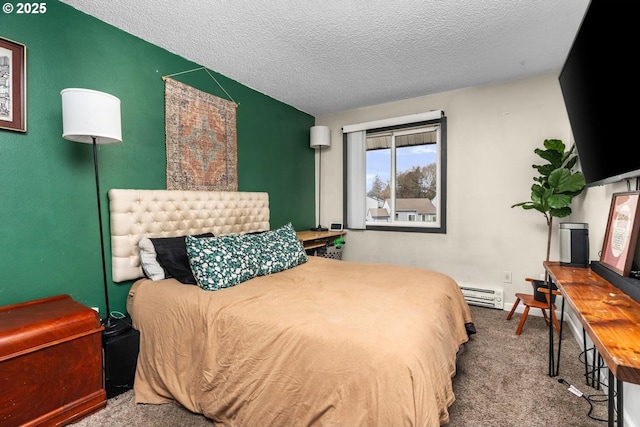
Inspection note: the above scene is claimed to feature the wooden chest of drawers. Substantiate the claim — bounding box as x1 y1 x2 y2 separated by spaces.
0 294 106 426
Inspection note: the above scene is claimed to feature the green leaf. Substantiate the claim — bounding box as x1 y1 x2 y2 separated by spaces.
551 170 585 193
550 206 571 217
564 156 578 170
544 139 566 153
535 149 563 168
548 193 572 209
531 183 545 197
534 163 554 177
548 168 571 190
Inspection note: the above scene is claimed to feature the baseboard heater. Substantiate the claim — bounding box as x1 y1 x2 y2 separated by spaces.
459 286 504 309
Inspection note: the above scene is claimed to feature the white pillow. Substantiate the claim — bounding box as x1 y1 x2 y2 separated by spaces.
138 237 165 281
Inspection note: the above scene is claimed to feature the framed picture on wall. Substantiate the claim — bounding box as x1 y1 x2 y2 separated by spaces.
600 191 640 276
0 36 27 133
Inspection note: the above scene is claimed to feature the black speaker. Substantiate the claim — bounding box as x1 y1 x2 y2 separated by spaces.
103 316 140 398
559 222 589 267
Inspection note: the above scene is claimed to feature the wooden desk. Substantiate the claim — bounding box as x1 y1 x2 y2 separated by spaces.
296 230 346 251
544 262 640 426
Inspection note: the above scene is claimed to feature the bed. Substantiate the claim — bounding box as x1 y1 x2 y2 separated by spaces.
109 189 475 427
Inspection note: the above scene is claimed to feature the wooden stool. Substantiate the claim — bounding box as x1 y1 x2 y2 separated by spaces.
506 292 560 335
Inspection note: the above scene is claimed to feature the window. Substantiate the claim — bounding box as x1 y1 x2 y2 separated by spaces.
343 111 446 233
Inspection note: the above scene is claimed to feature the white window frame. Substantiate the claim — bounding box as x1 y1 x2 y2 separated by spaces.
343 110 447 234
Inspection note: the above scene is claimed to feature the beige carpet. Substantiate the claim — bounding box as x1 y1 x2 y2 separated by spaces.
70 306 610 426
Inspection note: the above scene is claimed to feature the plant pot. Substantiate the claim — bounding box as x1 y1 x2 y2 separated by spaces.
532 279 557 303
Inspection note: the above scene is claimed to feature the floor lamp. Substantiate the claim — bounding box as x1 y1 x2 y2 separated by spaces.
310 125 330 231
61 88 122 335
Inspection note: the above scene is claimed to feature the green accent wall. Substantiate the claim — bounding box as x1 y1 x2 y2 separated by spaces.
0 1 316 313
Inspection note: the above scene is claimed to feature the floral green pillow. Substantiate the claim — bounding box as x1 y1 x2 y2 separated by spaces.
186 233 261 291
257 222 307 276
186 223 307 291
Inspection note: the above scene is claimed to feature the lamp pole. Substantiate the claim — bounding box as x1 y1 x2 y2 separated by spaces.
91 136 112 327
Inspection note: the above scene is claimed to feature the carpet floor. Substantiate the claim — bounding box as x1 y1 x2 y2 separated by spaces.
70 305 611 426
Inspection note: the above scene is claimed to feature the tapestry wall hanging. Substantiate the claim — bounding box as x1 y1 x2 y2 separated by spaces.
164 77 238 191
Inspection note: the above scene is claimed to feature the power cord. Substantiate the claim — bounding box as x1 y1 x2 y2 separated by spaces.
579 347 603 389
557 377 610 423
109 310 134 327
578 347 616 423
110 310 126 319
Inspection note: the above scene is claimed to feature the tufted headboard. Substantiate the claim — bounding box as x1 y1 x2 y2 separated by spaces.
108 189 270 282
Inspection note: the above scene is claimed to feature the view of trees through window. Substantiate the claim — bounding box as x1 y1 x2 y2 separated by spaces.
367 164 437 200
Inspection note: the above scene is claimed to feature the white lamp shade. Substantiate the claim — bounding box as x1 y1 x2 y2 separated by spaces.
61 88 122 144
310 125 330 149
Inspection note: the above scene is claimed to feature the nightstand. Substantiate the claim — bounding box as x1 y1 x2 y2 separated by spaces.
103 314 140 398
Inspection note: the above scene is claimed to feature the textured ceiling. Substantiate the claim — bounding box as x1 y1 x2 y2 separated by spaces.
60 0 590 117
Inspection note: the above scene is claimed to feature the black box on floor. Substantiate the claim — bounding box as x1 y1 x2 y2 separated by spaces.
102 315 140 399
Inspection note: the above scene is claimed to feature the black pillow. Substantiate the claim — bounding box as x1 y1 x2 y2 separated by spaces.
151 233 214 284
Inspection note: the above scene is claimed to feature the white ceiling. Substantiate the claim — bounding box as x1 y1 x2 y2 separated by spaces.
60 0 590 117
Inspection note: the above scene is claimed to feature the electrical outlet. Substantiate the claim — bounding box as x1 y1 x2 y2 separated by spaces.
503 271 512 283
91 306 99 314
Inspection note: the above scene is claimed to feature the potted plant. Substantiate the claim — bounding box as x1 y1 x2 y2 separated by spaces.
512 138 586 300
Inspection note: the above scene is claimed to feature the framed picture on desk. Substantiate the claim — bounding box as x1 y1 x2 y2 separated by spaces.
600 191 640 276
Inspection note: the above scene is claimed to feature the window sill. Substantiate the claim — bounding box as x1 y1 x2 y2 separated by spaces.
364 224 446 234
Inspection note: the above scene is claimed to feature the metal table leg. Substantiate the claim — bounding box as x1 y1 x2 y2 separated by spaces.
554 297 565 376
547 274 556 376
617 377 624 427
608 369 615 427
608 370 623 427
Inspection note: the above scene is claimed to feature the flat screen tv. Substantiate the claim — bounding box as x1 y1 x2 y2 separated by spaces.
559 0 638 187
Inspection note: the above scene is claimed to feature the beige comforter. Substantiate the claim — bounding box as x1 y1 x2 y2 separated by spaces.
127 256 473 426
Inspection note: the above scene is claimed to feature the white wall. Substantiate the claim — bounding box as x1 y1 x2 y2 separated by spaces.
315 72 639 426
318 73 572 291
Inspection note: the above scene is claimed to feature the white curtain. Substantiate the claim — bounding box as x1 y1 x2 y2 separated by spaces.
346 131 366 229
